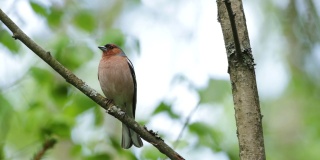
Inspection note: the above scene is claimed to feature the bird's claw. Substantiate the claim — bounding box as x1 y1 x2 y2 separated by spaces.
106 99 113 105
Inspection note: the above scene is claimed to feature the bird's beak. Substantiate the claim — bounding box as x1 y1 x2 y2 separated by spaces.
98 46 107 52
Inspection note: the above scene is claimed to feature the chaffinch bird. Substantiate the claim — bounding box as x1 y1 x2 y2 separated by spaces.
98 44 143 149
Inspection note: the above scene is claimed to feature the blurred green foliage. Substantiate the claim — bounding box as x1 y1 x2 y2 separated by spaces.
0 1 130 159
30 1 47 17
199 79 231 103
0 30 20 53
258 0 320 160
0 0 319 159
73 11 96 32
152 102 180 119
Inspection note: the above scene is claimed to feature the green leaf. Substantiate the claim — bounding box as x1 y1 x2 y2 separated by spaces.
54 40 94 70
93 107 104 126
0 143 4 160
84 153 111 160
51 83 69 98
30 2 48 16
30 66 54 85
45 121 71 138
152 102 180 119
141 147 165 160
198 79 231 103
0 94 13 140
99 28 125 47
189 122 222 151
63 92 96 117
0 30 19 53
73 11 96 32
47 7 63 27
7 109 48 149
109 135 121 149
71 144 82 156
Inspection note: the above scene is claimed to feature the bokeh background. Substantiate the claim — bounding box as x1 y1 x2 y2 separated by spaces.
0 0 319 159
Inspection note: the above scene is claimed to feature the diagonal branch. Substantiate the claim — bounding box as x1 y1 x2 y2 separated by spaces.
173 102 199 149
32 138 57 160
0 9 184 160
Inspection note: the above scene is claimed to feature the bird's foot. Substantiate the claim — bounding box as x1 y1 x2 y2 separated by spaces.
106 99 114 106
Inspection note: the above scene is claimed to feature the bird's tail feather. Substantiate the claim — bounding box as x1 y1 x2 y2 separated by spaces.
122 123 143 149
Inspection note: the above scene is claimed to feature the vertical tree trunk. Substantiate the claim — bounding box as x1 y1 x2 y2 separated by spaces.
216 1 266 159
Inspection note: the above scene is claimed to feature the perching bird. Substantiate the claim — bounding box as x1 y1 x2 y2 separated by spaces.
98 44 143 149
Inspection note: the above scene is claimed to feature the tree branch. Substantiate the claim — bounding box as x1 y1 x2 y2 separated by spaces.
173 102 199 149
0 9 184 160
217 0 266 159
33 138 57 160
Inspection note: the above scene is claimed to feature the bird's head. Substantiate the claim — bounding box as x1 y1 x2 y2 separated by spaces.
98 44 125 56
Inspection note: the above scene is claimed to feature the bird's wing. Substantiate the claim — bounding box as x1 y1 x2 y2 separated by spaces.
127 58 137 118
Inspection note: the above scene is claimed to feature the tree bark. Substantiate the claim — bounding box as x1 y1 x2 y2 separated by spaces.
216 1 266 159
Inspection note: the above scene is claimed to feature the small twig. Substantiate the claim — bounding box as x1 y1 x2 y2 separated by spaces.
173 102 200 149
32 138 57 160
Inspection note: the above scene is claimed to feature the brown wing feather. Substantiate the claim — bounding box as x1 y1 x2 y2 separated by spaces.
126 59 137 118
